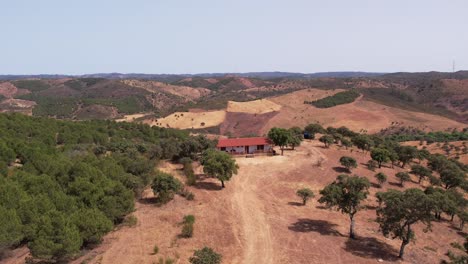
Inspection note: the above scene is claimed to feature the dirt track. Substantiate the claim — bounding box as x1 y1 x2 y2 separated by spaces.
231 160 274 264
230 146 326 264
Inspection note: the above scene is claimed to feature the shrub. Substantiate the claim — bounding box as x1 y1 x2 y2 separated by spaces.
189 247 221 264
151 172 182 204
375 172 387 187
180 215 195 238
122 215 138 227
183 215 195 225
179 188 195 201
181 223 194 238
152 244 159 255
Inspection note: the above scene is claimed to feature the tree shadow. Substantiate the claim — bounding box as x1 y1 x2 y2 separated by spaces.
370 182 382 189
332 166 349 173
388 181 402 187
344 236 399 261
448 224 466 235
288 219 344 236
365 204 378 210
316 205 328 210
194 181 222 191
138 197 158 204
288 201 303 206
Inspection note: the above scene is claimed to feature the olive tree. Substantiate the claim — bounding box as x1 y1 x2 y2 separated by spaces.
376 188 433 259
375 172 387 188
268 127 291 155
410 165 432 184
339 156 357 172
318 175 370 239
201 149 239 188
296 188 315 205
319 135 334 148
395 172 411 187
370 148 391 168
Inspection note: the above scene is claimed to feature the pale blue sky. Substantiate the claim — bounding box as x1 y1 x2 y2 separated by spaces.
1 0 467 74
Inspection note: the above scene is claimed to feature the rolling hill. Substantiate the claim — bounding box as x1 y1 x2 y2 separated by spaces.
0 72 466 130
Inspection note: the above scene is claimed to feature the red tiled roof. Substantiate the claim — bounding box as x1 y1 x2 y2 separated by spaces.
217 137 272 148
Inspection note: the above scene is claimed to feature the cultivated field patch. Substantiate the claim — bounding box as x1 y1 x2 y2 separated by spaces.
145 110 226 129
227 99 282 114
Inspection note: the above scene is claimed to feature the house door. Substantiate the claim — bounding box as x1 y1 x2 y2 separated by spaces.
245 146 249 154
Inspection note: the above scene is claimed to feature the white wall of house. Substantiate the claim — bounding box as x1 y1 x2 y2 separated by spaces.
219 144 271 154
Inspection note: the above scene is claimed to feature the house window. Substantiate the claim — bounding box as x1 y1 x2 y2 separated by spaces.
221 147 226 151
257 145 264 150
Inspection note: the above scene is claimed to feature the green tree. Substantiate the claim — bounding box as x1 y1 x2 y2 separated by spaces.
189 247 222 264
376 188 433 259
28 210 82 260
201 149 239 188
318 175 370 239
375 172 387 188
410 164 432 184
268 127 291 155
351 135 373 153
395 172 411 187
296 188 315 205
319 135 334 148
0 206 23 252
72 208 113 245
396 146 418 168
304 123 325 138
457 211 468 230
440 168 466 189
417 149 431 163
339 156 357 172
151 171 182 203
341 138 353 150
370 148 391 168
288 127 303 150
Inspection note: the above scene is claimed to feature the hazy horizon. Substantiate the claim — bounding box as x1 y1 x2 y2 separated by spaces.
2 0 467 75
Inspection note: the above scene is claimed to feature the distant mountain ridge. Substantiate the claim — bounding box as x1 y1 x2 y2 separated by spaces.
3 71 468 81
0 71 387 80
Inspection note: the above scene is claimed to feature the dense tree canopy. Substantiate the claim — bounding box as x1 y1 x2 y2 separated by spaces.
0 113 206 260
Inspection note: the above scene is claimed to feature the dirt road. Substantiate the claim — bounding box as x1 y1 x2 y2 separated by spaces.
231 145 326 264
231 163 274 264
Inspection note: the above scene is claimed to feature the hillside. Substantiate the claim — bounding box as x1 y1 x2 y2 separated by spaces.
0 72 466 128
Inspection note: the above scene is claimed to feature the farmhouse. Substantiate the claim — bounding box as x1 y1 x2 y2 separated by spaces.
217 137 273 154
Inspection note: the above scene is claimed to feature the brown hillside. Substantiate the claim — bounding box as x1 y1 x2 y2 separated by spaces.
263 89 466 135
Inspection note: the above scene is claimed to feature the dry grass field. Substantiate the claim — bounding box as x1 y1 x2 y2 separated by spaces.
226 99 282 114
144 110 227 129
